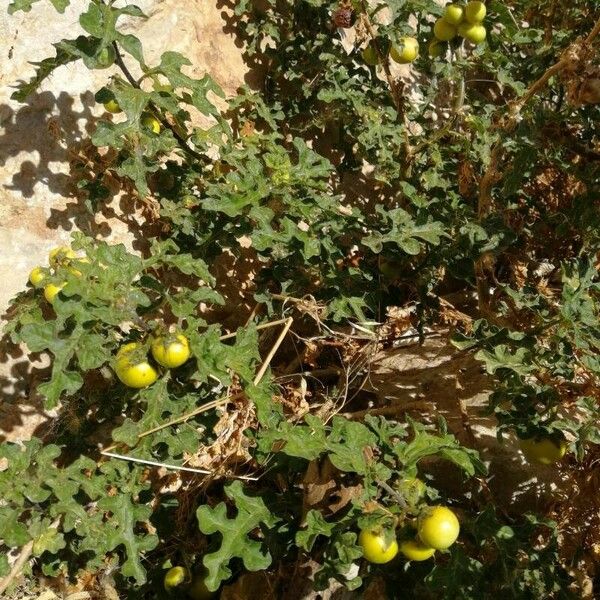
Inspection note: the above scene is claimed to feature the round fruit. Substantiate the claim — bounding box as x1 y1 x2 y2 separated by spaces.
362 44 380 66
390 37 419 64
519 436 567 465
458 22 487 44
29 266 47 287
164 566 190 591
95 45 116 69
151 333 191 369
332 6 355 29
44 282 65 304
188 574 215 600
141 113 161 134
49 246 76 267
428 40 445 58
114 342 159 388
103 98 121 113
433 18 457 42
444 3 464 25
358 529 399 564
399 538 436 561
464 1 486 24
417 506 460 550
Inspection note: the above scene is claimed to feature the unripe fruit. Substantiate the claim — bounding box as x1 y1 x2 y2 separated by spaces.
103 98 121 113
443 3 464 25
95 45 116 69
164 566 190 591
141 113 161 134
44 283 65 304
114 342 159 389
464 1 486 24
433 18 457 41
151 334 191 369
519 436 567 465
417 506 460 550
428 40 444 58
362 44 380 66
458 22 487 44
390 37 419 64
358 529 399 564
399 538 436 561
29 266 47 287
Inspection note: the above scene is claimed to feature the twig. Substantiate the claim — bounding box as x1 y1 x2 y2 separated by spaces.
219 318 290 341
101 451 258 481
359 1 412 161
253 317 293 384
376 479 408 509
0 518 61 595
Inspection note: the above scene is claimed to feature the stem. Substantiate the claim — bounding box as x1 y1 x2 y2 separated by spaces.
359 1 412 162
108 39 205 162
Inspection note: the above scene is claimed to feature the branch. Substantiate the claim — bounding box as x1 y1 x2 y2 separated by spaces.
110 40 206 162
475 15 600 313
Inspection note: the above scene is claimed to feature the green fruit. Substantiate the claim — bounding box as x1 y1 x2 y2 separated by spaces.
433 18 457 41
164 566 190 592
417 506 460 550
519 435 567 465
399 538 436 561
95 45 116 69
103 98 121 113
362 44 380 66
141 113 161 134
444 3 464 25
428 40 445 58
458 22 487 44
390 37 419 64
464 0 486 24
397 477 427 505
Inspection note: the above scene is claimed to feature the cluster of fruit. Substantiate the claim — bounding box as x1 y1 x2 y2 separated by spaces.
164 565 213 599
29 246 89 304
114 333 191 388
359 497 460 564
430 1 488 56
102 95 162 134
28 245 191 389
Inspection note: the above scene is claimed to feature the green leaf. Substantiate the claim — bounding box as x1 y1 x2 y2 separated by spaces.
475 344 534 376
296 510 335 551
197 481 279 591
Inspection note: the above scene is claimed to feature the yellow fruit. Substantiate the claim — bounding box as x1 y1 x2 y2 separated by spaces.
362 44 380 66
44 283 65 304
164 566 190 591
444 3 464 25
390 37 419 64
141 113 161 134
151 333 191 369
433 18 457 41
417 506 460 550
49 246 76 267
67 256 90 277
29 266 47 287
428 40 445 58
358 529 399 564
458 22 487 44
114 342 159 389
464 0 486 24
103 99 121 113
399 538 436 561
519 436 567 465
